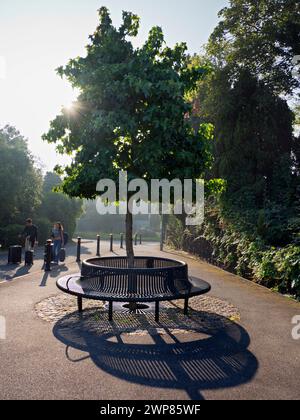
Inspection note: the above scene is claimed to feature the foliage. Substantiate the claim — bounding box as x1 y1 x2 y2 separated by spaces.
273 245 300 295
169 31 300 301
43 7 213 195
37 172 82 238
165 216 185 250
0 125 43 227
214 72 293 196
0 224 24 248
192 62 299 245
167 211 300 299
43 7 214 261
0 127 82 247
207 0 300 95
33 217 53 245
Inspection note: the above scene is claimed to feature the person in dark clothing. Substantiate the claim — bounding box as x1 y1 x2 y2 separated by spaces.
20 218 38 249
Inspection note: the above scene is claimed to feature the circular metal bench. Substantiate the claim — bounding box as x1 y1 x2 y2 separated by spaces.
57 256 211 322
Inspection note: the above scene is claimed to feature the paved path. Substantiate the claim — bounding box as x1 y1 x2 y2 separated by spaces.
0 239 108 282
0 242 299 400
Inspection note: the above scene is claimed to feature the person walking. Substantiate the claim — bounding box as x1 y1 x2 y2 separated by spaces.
20 218 38 251
51 222 64 264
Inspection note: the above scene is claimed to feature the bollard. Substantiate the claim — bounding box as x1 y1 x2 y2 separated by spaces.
76 237 81 263
140 234 142 245
110 234 113 252
134 234 138 246
44 240 53 272
160 214 168 252
120 233 124 249
96 234 101 257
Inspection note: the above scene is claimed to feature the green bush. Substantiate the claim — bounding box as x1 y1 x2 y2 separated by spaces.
252 249 278 288
273 245 300 295
0 220 52 248
166 217 185 250
166 211 300 300
34 217 52 245
0 224 24 247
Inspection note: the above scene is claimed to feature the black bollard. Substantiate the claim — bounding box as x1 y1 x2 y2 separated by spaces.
120 233 124 249
96 235 101 257
76 237 81 263
134 234 138 246
110 234 113 252
44 240 53 272
140 234 142 245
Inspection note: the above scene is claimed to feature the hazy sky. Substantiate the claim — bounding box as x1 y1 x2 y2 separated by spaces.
0 0 228 171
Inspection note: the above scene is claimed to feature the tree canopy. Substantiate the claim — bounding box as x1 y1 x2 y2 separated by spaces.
0 125 42 226
207 0 300 95
165 0 300 298
44 8 213 196
37 172 82 238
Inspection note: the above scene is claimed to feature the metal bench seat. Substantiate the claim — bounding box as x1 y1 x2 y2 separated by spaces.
57 256 211 322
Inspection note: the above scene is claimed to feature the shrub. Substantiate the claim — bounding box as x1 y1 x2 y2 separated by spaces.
166 217 185 250
166 211 300 300
34 217 52 245
273 245 300 295
0 224 24 247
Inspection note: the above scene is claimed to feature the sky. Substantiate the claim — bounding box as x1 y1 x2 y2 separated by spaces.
0 0 228 171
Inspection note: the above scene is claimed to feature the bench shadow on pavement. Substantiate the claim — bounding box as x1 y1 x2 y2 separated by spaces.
53 308 258 400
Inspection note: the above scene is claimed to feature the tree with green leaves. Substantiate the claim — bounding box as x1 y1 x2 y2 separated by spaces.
208 0 300 95
0 125 42 226
188 0 300 243
43 7 213 265
210 71 294 196
293 105 300 175
192 62 297 242
37 172 82 239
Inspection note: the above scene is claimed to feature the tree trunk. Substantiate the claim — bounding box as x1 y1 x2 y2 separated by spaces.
126 202 136 311
126 209 135 268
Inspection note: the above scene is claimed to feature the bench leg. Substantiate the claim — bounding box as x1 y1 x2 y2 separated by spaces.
77 296 83 313
109 301 113 321
155 301 160 323
184 297 189 316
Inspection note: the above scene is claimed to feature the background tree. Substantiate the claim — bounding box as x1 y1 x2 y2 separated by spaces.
165 0 300 297
0 125 42 225
43 7 213 265
37 172 82 240
208 0 300 95
209 71 294 195
0 125 42 246
188 0 300 246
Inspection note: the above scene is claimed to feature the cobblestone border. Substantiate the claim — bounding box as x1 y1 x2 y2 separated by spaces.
35 293 240 336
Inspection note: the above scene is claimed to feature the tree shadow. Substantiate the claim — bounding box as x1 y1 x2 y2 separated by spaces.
53 308 258 400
